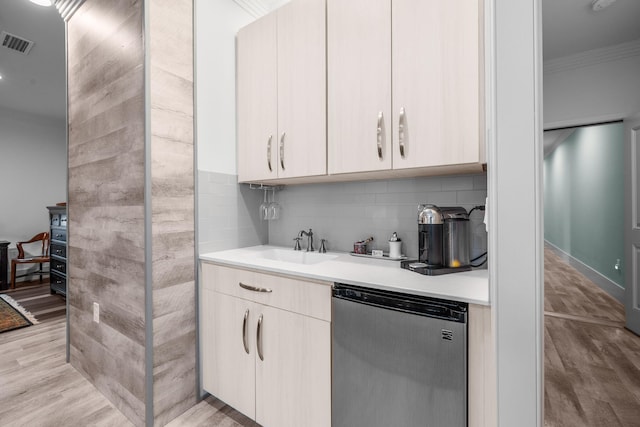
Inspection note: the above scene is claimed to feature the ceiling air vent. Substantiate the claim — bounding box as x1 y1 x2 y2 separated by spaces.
1 31 35 55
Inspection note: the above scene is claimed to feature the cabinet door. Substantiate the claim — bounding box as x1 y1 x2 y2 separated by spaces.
277 0 327 179
327 0 392 174
392 0 482 169
202 289 256 419
255 305 331 427
237 12 278 182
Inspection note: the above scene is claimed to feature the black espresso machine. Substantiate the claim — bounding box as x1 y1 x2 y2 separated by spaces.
401 204 472 276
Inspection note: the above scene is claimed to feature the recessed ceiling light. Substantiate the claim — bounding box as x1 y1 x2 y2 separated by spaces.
0 75 3 80
29 0 55 7
591 0 617 11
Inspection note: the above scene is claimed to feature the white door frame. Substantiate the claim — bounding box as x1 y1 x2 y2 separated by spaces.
624 114 640 335
489 0 544 426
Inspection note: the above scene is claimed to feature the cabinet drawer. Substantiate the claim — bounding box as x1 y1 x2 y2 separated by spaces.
51 228 67 243
51 259 66 275
50 243 66 259
202 262 331 321
50 272 66 295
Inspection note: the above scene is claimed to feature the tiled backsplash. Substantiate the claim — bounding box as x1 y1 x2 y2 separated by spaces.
268 174 488 263
198 170 267 254
198 171 488 266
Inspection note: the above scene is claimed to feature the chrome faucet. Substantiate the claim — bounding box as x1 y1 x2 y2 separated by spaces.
298 228 314 252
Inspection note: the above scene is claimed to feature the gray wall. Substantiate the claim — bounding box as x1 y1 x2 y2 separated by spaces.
268 174 488 261
0 106 66 243
198 171 267 254
195 1 267 255
544 122 625 288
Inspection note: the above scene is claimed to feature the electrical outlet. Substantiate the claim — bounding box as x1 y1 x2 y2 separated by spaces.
93 302 100 323
614 259 621 272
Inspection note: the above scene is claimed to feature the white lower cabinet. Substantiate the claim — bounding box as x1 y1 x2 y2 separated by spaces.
201 263 331 427
256 304 331 427
202 290 257 418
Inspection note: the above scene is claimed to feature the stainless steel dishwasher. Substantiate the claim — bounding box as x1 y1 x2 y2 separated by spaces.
332 283 468 427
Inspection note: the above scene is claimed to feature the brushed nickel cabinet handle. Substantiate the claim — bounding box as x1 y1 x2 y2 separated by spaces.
257 314 264 361
279 132 286 171
377 112 384 159
267 135 273 172
399 107 406 158
242 309 250 354
239 282 272 293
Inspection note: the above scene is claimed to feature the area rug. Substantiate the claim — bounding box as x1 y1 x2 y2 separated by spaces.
0 294 39 333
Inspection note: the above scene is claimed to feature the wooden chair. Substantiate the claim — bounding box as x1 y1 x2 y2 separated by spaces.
10 232 50 289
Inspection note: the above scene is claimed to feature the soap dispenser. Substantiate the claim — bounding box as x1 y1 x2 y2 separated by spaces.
388 232 402 259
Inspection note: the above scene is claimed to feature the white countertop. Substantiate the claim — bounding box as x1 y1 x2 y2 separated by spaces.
200 245 490 306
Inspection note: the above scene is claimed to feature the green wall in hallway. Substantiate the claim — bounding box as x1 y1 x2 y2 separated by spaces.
544 122 625 288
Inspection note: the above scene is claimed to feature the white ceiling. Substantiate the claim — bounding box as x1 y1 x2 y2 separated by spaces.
0 0 639 121
0 0 65 119
542 0 640 60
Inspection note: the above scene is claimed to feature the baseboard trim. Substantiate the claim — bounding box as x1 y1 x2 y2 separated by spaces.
545 241 624 303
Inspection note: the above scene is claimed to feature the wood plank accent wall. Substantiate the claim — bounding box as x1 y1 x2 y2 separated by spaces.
67 0 195 426
67 0 146 425
148 0 196 424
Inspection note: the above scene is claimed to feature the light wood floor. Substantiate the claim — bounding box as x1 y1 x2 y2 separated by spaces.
544 246 640 427
0 285 257 427
2 251 639 426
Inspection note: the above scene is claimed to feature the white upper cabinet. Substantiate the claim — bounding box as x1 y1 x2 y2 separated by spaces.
237 12 278 182
237 0 326 183
392 0 483 170
277 0 327 179
238 0 484 183
327 0 484 175
327 0 392 174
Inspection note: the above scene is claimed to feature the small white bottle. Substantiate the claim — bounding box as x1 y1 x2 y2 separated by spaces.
388 232 402 259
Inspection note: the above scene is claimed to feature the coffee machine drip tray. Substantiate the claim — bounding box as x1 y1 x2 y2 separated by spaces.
401 260 472 276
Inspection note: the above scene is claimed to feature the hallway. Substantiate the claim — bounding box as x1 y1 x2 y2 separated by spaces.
544 246 640 426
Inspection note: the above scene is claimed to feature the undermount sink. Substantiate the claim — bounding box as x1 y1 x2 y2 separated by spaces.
257 248 338 265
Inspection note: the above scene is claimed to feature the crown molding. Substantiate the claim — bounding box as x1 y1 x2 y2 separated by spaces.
233 0 269 19
52 0 85 21
544 38 640 74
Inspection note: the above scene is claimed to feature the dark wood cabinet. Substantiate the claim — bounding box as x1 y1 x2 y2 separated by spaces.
0 241 8 290
48 206 67 297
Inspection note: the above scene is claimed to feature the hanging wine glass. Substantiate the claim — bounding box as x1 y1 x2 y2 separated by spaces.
259 189 269 220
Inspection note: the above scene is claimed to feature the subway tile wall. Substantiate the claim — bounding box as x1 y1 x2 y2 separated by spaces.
198 170 268 254
268 173 488 263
